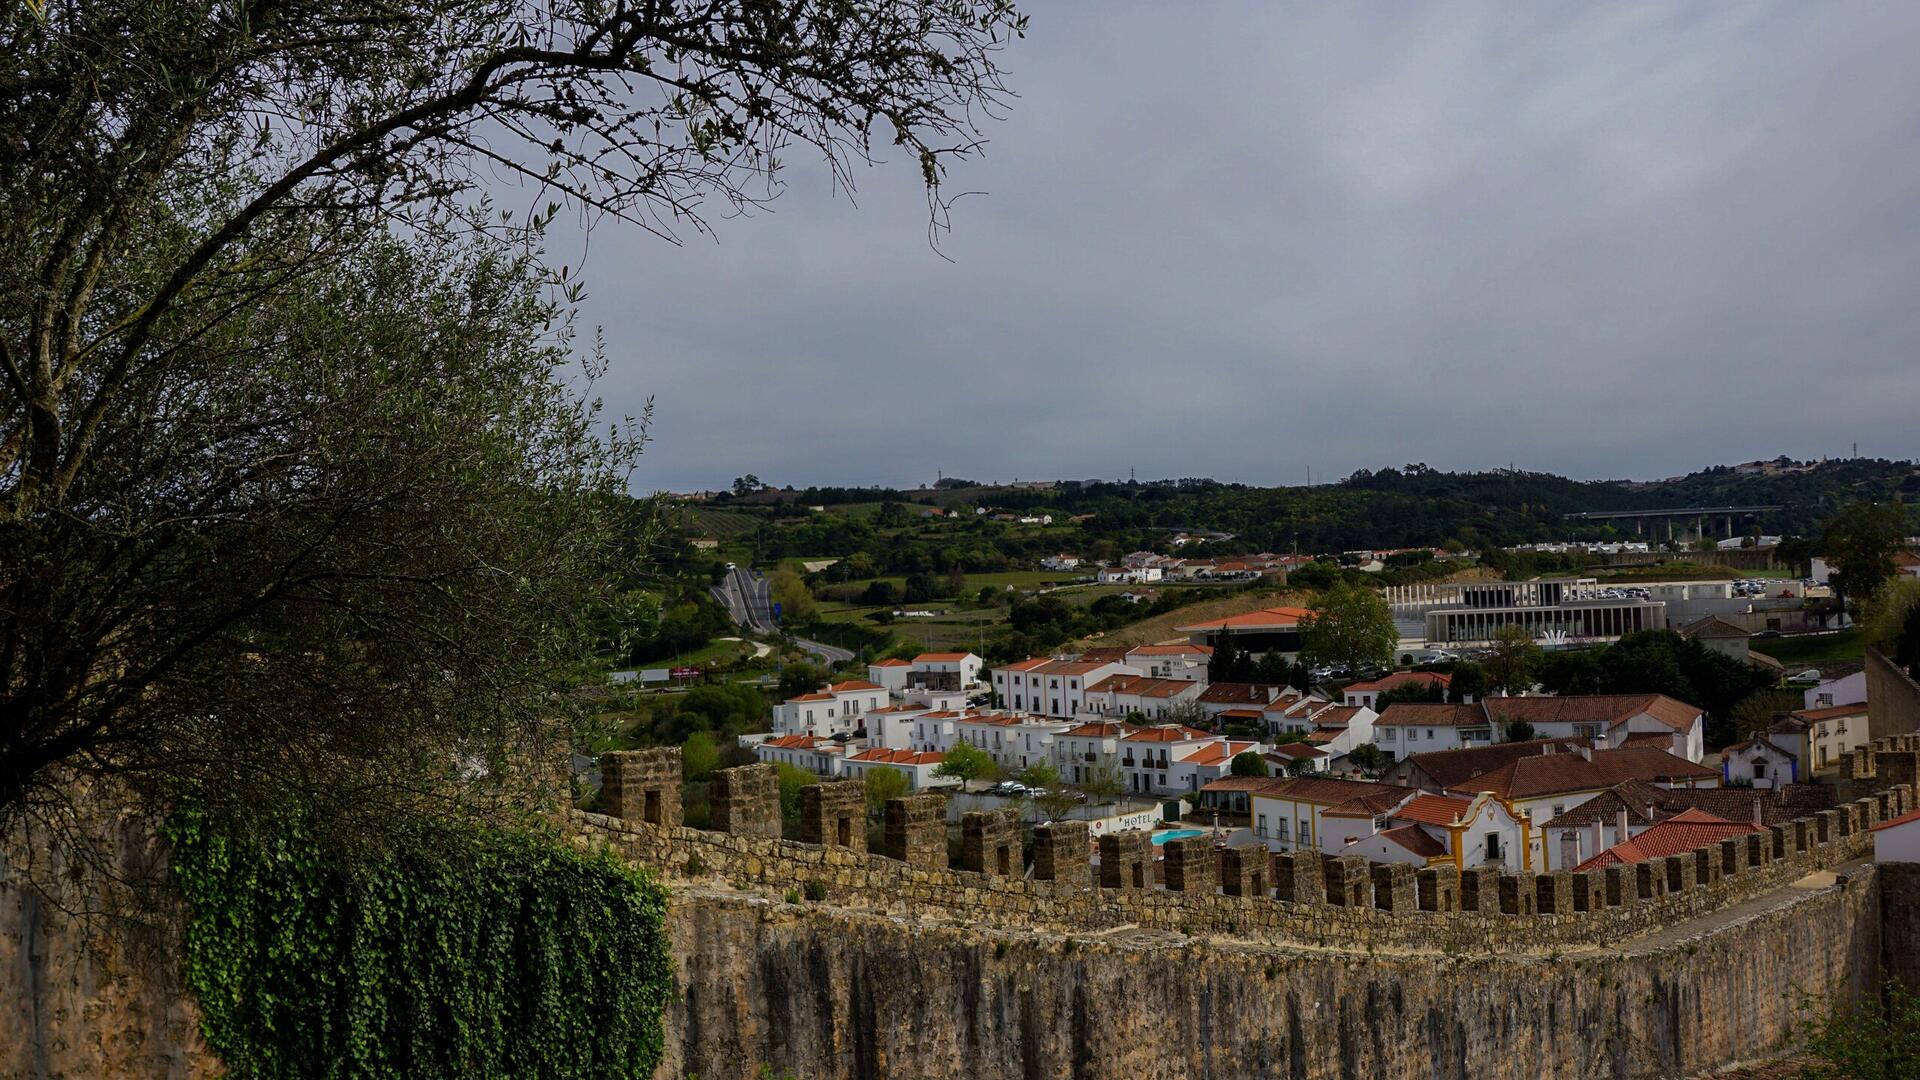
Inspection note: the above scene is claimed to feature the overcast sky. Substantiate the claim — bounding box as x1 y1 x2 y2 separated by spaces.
544 2 1920 493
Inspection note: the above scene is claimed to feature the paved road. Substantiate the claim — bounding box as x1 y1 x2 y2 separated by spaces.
712 566 777 635
793 637 854 665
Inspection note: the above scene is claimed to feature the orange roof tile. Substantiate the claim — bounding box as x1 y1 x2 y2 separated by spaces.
1122 725 1212 743
914 652 973 662
870 658 912 667
1345 671 1452 694
827 679 885 693
847 748 945 766
1393 794 1473 827
1574 810 1762 871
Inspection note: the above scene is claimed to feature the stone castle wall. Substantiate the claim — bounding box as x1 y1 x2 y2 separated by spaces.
582 741 1920 956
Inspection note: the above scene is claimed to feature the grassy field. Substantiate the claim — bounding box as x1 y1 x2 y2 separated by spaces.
1758 629 1863 669
814 599 1007 651
1069 587 1306 649
682 506 761 538
631 637 757 669
839 570 1086 591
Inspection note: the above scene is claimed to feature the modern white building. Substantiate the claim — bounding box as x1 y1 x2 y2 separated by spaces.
753 733 848 777
907 652 984 693
1341 671 1453 712
772 679 891 738
1375 695 1707 763
839 747 951 791
992 658 1138 719
1124 643 1213 681
1050 720 1135 785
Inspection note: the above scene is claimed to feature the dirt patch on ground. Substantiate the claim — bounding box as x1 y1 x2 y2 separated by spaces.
1070 587 1309 650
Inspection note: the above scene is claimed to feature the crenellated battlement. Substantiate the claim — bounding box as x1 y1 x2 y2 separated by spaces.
582 740 1919 955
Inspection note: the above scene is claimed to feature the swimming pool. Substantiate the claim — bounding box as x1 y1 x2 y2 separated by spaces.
1151 829 1207 845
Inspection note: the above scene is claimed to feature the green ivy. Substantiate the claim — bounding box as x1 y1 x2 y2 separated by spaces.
163 807 672 1078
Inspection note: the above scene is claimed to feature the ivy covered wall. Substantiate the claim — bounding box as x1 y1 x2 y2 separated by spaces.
164 808 671 1078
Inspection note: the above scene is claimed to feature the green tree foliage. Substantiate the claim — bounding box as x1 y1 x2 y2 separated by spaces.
1820 501 1913 617
1230 751 1270 778
2 0 1024 827
1486 624 1544 694
862 767 910 813
1793 976 1920 1080
1501 719 1537 743
1345 743 1385 775
164 807 672 1078
681 732 720 782
618 682 770 746
778 662 829 701
769 567 815 622
1301 580 1398 675
1375 682 1446 708
1448 662 1488 702
933 742 998 787
1534 631 1775 748
774 763 818 836
1867 577 1920 681
1209 635 1253 682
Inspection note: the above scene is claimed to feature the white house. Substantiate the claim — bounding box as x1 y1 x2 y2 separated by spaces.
1479 695 1707 764
839 747 950 791
1097 566 1163 585
753 733 848 777
1803 669 1868 712
1374 703 1494 756
1720 736 1799 788
908 652 984 693
1050 720 1136 785
1785 702 1870 774
1039 554 1081 571
1116 725 1218 796
1243 776 1408 854
1871 808 1920 862
1333 791 1528 871
1080 674 1204 721
952 712 1072 772
1124 643 1213 682
992 658 1138 719
772 679 891 738
863 703 929 750
866 658 912 692
1448 746 1721 869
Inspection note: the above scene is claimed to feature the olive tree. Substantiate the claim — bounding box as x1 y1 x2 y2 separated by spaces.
1 0 1024 836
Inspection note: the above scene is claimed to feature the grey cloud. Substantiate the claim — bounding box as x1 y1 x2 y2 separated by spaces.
537 1 1920 490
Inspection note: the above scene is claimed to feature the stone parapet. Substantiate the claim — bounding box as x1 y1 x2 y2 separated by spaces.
710 763 780 839
884 794 948 869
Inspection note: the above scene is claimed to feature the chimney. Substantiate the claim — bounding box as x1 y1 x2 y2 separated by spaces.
1576 745 1592 762
1542 743 1555 755
1590 820 1604 860
1615 808 1629 844
1751 796 1764 826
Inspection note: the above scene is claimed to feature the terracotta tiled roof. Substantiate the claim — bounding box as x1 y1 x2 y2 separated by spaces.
1346 672 1451 694
1378 824 1448 858
1792 702 1868 721
1086 674 1193 698
1122 725 1211 743
914 652 973 663
847 747 944 766
1575 810 1762 871
1451 749 1719 801
1179 741 1257 766
788 692 832 702
1217 708 1265 720
1871 807 1920 832
1127 644 1213 656
1393 794 1473 827
1722 736 1796 758
1174 605 1316 632
1266 742 1327 760
1197 682 1288 705
1393 739 1587 789
870 658 912 667
1060 721 1137 738
1677 615 1750 640
1324 791 1410 818
1075 647 1133 663
1481 694 1703 733
1199 777 1279 793
826 680 885 693
1376 703 1487 728
763 734 825 749
1618 731 1677 749
1245 776 1402 807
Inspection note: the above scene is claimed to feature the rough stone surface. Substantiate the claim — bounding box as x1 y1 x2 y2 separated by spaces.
710 763 780 839
1162 836 1214 893
1032 822 1090 887
884 794 948 870
601 747 682 827
799 780 865 852
961 809 1020 877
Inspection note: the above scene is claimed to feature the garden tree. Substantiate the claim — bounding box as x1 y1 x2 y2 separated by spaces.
1537 631 1774 748
1867 577 1920 681
903 571 939 604
932 741 998 788
1019 761 1079 822
680 732 720 782
731 476 763 497
1288 658 1315 693
862 766 910 814
769 566 814 622
1165 698 1210 729
1078 763 1126 805
1285 757 1318 777
777 661 828 701
1229 752 1269 778
1300 580 1398 675
1499 719 1537 743
1820 501 1913 618
1208 636 1252 682
774 763 818 837
861 580 901 606
1447 661 1487 702
1 0 1025 837
1374 682 1445 708
1485 624 1543 694
1792 976 1920 1080
945 564 968 598
1345 743 1385 776
1252 650 1293 684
